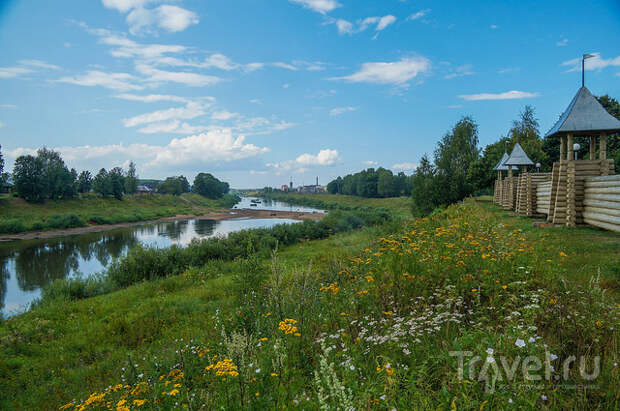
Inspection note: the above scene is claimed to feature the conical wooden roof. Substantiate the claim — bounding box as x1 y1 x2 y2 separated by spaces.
504 142 534 166
545 87 620 137
493 152 510 171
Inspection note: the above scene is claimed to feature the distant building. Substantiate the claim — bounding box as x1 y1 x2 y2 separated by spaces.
280 185 290 191
136 185 153 194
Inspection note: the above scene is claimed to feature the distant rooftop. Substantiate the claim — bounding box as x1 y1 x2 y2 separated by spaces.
545 86 620 138
493 152 510 171
504 142 534 166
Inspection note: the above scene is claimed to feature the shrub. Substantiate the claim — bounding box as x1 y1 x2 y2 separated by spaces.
0 219 26 234
45 214 86 229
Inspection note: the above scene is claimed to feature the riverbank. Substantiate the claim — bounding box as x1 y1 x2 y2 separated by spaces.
0 208 324 242
1 196 618 409
0 193 237 235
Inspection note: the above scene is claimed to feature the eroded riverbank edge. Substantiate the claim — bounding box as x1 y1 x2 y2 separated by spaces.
0 209 325 242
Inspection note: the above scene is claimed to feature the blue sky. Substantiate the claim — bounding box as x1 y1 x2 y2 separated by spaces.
0 0 619 188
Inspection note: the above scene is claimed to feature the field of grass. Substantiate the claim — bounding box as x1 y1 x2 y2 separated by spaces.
1 197 619 409
0 193 228 234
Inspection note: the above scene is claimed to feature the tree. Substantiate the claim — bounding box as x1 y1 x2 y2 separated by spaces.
179 176 191 193
433 116 480 205
108 167 125 200
597 95 620 167
92 168 111 197
0 144 4 177
158 177 184 195
124 161 138 194
77 170 92 193
327 177 343 194
377 168 395 198
410 155 437 216
13 155 45 202
193 173 229 199
37 148 76 200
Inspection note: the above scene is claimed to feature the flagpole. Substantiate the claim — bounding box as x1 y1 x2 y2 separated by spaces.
582 57 584 87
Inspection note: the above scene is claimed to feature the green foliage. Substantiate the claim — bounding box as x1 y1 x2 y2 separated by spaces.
77 170 92 193
124 161 138 194
157 176 190 195
327 168 412 198
193 173 229 199
0 219 26 234
13 155 45 202
216 193 241 208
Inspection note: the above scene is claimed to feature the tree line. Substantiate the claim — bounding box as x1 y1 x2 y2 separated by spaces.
1 147 231 202
326 168 413 197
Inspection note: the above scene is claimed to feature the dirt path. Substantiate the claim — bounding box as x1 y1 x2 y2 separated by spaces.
0 209 325 242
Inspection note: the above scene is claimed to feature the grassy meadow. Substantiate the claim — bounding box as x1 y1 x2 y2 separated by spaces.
0 195 619 409
0 193 231 234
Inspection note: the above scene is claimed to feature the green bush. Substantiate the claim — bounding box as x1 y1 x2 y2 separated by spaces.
45 214 86 229
0 219 27 234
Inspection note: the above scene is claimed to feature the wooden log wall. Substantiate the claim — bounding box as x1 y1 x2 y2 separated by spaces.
526 173 552 217
566 160 615 227
493 179 503 205
502 177 517 210
583 174 620 232
536 181 552 216
551 161 568 225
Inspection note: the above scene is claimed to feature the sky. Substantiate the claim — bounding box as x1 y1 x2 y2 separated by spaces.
0 0 619 188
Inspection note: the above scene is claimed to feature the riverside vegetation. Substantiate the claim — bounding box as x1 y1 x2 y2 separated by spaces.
0 195 618 409
0 193 240 235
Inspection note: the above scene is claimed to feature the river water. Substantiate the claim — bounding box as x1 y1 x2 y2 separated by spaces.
0 197 322 317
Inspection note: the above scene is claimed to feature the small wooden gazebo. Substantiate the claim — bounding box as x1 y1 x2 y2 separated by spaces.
501 143 534 210
544 86 620 227
493 152 509 205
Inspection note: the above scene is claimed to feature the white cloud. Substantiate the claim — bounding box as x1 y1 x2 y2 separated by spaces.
114 93 190 103
123 101 209 127
126 5 199 34
6 129 269 174
18 60 60 70
0 121 4 128
407 9 431 21
268 149 341 174
57 70 143 91
392 162 417 171
202 53 239 70
332 15 396 36
136 120 210 134
447 104 463 109
0 104 18 109
363 160 378 166
289 0 341 14
444 64 475 79
296 149 340 166
336 19 354 34
136 64 221 86
458 90 540 101
101 0 151 13
490 24 498 29
212 110 238 121
330 106 356 116
249 98 262 104
0 66 33 79
498 67 520 74
331 57 431 86
561 53 620 72
102 1 199 34
272 62 298 71
556 38 568 47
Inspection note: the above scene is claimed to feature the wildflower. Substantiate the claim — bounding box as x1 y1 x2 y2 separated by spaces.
133 399 147 407
60 404 74 410
255 368 261 373
550 354 558 361
278 319 299 335
472 288 478 292
559 252 568 257
502 285 507 290
169 389 180 396
541 394 547 401
508 398 513 403
486 356 495 364
271 373 278 377
528 337 536 343
595 320 603 328
486 348 494 355
259 337 268 341
384 310 393 316
515 338 526 348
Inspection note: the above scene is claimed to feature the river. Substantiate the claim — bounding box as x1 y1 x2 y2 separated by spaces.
0 197 322 317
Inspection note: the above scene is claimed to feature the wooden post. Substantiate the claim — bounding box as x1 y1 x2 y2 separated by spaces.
567 133 574 161
589 136 596 160
566 161 576 228
600 133 607 160
560 135 566 161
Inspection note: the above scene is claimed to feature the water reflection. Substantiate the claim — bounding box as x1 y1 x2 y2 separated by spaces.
234 196 327 214
1 217 299 317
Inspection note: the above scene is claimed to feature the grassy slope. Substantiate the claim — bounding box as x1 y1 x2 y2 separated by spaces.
0 195 619 409
267 193 412 217
0 193 223 232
